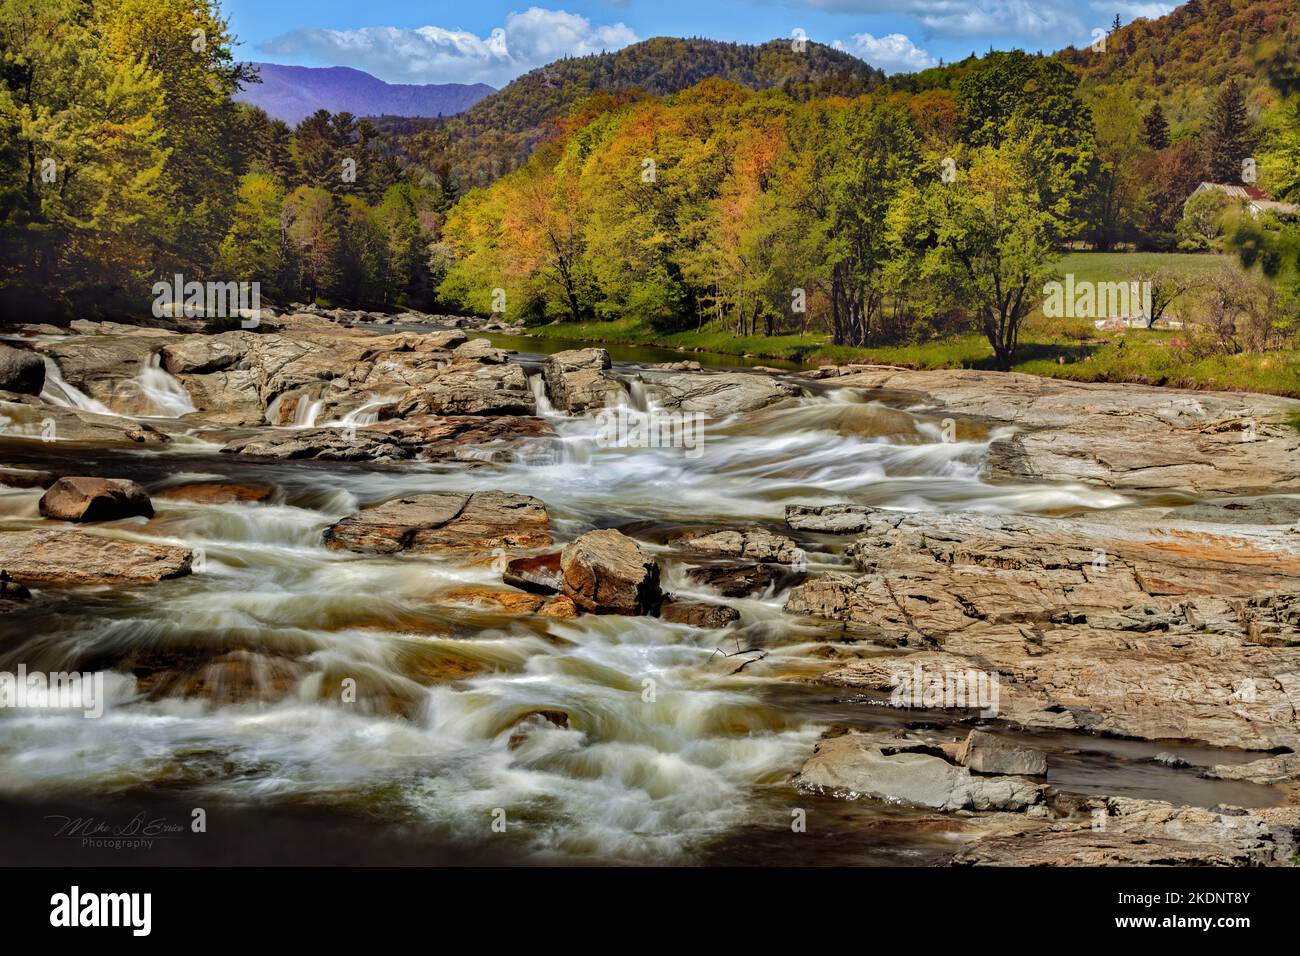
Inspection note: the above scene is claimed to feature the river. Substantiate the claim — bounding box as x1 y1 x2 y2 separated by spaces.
0 333 1283 865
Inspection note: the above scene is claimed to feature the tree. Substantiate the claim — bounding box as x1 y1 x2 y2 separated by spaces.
0 0 169 314
282 186 339 303
894 140 1064 370
1143 103 1170 150
217 172 289 299
819 102 920 345
1203 79 1254 182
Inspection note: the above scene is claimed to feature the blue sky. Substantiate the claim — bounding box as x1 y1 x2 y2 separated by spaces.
222 0 1180 87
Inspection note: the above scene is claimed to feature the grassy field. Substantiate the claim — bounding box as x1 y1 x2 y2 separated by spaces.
526 252 1300 398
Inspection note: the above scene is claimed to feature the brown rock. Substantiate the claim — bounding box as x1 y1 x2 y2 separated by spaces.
685 562 791 597
503 552 563 594
670 526 800 563
0 530 192 584
154 481 274 505
561 529 662 615
325 491 551 555
659 597 740 628
543 348 625 412
38 476 153 522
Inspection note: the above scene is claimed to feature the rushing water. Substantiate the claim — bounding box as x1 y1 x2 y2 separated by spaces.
0 337 1283 865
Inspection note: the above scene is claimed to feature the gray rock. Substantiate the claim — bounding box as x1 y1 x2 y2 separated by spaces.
957 730 1048 777
0 343 45 395
641 370 798 416
796 733 1044 811
543 348 625 413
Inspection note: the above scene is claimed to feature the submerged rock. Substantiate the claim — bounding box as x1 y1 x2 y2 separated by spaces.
561 529 662 615
38 476 153 522
0 570 32 613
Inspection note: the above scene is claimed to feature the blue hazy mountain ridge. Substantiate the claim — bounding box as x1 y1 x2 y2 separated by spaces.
236 62 495 123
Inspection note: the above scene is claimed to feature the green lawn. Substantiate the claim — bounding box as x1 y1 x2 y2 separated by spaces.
525 252 1300 398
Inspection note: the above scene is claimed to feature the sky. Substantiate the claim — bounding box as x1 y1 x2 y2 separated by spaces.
222 0 1181 88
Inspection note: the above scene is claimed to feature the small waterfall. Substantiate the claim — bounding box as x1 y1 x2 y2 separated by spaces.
137 354 197 417
326 396 399 429
528 372 555 415
294 396 324 428
625 377 649 412
40 357 114 415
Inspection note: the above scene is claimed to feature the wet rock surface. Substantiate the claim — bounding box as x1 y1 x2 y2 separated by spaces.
38 476 153 522
789 506 1300 751
543 348 625 413
826 366 1300 495
561 529 663 615
0 529 193 584
325 491 552 555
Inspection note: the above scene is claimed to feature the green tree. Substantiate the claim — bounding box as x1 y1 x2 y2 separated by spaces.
1203 79 1254 182
217 172 288 298
1143 103 1170 150
894 140 1063 370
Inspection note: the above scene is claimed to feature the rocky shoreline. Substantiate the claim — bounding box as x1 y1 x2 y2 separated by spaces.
2 311 1298 866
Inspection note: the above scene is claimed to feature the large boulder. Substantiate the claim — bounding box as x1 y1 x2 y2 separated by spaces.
325 491 552 555
393 360 534 417
0 343 44 395
38 477 154 522
0 529 193 584
560 529 662 615
641 370 798 417
543 348 625 413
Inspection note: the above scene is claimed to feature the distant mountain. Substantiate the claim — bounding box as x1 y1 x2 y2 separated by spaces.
429 37 884 187
236 63 494 124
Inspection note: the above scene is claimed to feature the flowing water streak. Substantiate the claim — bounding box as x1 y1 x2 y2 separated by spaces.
137 354 197 417
0 363 1137 862
40 357 114 415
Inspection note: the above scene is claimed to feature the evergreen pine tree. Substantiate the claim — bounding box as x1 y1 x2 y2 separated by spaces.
1203 79 1254 182
1144 103 1170 150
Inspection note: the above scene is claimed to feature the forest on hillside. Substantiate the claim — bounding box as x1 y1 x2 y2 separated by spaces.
1 0 1298 368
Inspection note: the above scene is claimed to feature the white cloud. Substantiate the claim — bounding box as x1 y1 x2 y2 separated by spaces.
793 1 1130 44
259 8 639 87
834 32 938 73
